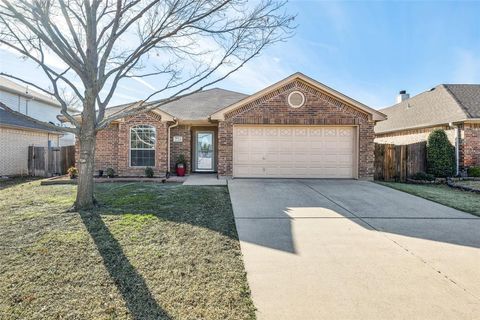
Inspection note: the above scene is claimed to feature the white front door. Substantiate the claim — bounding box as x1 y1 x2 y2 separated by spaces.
233 125 356 178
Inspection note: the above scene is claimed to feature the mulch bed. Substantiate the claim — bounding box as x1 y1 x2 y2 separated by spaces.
446 177 480 193
40 175 186 185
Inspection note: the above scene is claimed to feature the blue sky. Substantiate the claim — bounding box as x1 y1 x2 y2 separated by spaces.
1 0 480 110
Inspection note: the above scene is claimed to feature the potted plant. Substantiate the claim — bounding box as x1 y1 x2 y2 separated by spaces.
145 167 154 178
106 167 115 178
175 154 187 176
67 166 78 179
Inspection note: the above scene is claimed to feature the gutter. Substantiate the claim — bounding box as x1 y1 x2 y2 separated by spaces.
449 122 461 176
167 119 179 177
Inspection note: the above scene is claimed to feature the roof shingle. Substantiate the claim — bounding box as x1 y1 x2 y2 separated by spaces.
103 87 247 121
375 84 479 134
0 106 61 133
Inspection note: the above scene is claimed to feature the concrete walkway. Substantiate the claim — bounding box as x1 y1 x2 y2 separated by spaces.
228 179 480 319
182 173 226 186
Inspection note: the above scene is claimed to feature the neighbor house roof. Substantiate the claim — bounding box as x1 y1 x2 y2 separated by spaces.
375 84 480 134
444 84 480 118
0 105 62 134
210 72 387 121
0 76 77 112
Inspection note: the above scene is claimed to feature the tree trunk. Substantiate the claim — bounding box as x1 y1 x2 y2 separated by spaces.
75 130 97 210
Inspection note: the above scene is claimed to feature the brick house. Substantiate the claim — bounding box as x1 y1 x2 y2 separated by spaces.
375 84 480 171
87 73 386 179
0 105 61 176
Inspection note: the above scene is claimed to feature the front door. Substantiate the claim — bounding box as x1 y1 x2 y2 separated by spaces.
195 131 215 172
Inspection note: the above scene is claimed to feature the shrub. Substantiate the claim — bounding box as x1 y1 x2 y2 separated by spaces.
467 166 480 177
426 129 455 177
176 154 187 168
145 167 154 178
410 171 435 181
106 167 115 178
67 166 78 179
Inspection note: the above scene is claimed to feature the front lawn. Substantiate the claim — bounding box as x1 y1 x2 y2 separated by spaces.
377 182 480 217
0 181 255 319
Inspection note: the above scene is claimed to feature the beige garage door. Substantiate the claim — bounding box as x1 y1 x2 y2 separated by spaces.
233 126 356 178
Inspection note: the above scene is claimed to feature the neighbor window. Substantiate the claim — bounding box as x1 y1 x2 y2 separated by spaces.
130 125 156 167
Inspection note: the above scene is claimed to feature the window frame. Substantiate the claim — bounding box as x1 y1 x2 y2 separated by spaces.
129 125 156 167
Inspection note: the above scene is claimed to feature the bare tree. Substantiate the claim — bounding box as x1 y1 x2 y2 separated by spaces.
0 0 294 209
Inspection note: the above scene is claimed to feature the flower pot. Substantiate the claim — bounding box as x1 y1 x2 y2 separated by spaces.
176 165 186 176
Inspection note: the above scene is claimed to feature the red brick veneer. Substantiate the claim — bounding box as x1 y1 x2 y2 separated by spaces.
217 80 376 179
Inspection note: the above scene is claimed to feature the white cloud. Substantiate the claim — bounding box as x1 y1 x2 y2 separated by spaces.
219 53 293 94
131 77 156 91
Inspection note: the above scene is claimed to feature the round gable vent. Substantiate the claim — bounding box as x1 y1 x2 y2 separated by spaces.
287 91 305 108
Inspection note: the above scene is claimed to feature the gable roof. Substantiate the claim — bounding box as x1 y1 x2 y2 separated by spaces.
444 84 480 118
101 88 246 122
159 88 247 120
375 84 480 134
210 72 387 121
0 105 62 133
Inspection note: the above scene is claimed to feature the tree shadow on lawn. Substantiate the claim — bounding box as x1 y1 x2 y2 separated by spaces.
77 183 244 320
79 210 171 320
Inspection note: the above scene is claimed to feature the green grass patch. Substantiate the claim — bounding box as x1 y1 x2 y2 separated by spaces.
0 180 255 319
377 181 480 217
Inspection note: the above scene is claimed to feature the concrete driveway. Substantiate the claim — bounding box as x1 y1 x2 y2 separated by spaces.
228 179 480 320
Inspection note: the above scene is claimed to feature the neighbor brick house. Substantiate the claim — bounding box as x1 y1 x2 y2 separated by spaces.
375 84 480 170
82 73 386 179
0 105 61 176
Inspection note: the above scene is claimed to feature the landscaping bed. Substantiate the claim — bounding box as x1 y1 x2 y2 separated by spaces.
447 178 480 193
40 175 187 185
0 180 255 319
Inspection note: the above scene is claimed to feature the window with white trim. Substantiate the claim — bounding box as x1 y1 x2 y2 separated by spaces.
130 125 156 167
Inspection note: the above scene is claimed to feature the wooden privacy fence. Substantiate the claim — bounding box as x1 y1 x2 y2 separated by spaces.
374 142 427 182
28 145 75 177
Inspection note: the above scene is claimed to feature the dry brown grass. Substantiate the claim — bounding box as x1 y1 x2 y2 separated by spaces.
0 180 255 319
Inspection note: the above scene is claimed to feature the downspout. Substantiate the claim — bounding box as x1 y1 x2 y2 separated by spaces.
167 119 179 178
450 122 460 176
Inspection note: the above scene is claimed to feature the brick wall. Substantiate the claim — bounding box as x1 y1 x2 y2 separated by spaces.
91 112 169 177
94 123 119 173
0 127 59 176
463 123 480 168
217 79 376 179
170 125 191 173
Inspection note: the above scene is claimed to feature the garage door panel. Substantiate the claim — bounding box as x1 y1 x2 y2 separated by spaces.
233 126 356 178
235 153 250 163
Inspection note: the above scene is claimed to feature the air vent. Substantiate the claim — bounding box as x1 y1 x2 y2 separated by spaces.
287 91 305 108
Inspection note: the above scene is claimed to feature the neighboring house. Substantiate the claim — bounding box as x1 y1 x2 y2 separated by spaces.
0 76 76 146
375 85 480 171
0 106 61 176
74 73 386 179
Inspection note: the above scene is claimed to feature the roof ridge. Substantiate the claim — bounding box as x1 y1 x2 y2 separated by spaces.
441 84 472 118
203 87 247 95
379 83 450 111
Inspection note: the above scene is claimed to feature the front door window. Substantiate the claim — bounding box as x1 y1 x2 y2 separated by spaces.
196 131 214 171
